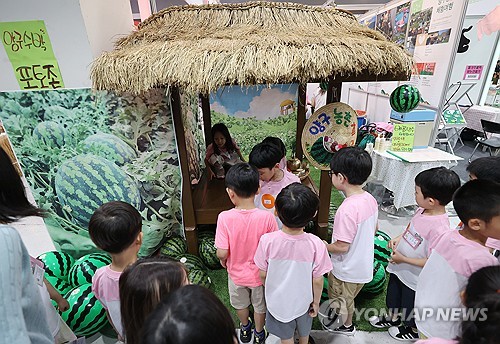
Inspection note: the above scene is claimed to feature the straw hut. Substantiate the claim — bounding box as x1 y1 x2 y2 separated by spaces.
91 1 412 254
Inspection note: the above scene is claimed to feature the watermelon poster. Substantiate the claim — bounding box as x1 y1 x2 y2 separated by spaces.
0 88 182 258
210 84 298 157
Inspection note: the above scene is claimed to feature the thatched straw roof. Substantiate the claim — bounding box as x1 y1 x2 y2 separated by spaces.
91 1 413 95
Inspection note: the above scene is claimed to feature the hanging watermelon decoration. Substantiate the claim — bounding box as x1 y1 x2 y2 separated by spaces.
390 85 421 113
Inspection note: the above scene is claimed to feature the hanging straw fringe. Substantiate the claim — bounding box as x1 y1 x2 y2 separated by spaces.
91 1 412 95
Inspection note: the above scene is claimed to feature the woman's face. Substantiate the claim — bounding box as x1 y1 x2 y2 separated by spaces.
214 132 226 148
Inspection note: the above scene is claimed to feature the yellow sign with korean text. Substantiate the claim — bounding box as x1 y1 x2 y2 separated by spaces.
0 20 64 90
391 123 415 152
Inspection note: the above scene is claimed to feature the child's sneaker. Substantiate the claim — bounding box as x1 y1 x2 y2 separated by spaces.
253 328 267 343
369 315 401 328
388 325 419 341
331 324 356 336
240 319 253 343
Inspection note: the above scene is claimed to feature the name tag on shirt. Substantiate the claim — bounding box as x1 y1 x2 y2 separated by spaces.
29 256 45 286
403 229 423 250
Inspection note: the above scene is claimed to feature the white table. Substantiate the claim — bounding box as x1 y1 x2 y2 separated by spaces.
369 147 461 209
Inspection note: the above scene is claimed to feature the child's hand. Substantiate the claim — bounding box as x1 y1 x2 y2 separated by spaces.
219 259 227 269
389 237 400 251
308 302 319 317
390 250 406 264
56 297 70 312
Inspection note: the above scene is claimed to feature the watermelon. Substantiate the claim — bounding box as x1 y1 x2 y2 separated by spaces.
175 253 207 271
188 268 211 288
361 261 387 297
83 133 136 166
160 236 187 258
68 253 112 287
199 237 221 270
309 137 334 165
198 231 215 242
61 284 108 337
37 251 74 281
33 121 66 148
321 275 329 303
45 275 73 296
389 85 421 113
55 154 141 227
374 230 392 268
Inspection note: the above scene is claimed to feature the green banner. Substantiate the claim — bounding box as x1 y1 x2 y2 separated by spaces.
0 20 64 89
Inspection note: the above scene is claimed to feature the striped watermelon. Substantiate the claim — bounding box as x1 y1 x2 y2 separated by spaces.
175 253 207 271
199 237 221 269
37 251 74 281
83 133 136 166
188 268 211 288
321 275 329 303
389 85 421 113
68 253 112 287
55 154 141 227
309 137 334 165
160 236 187 258
198 231 215 242
45 275 73 296
374 230 392 268
33 121 66 148
61 284 108 337
361 261 387 297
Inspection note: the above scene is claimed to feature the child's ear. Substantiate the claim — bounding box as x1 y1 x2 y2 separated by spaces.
274 163 280 169
460 290 467 306
467 218 484 232
137 232 143 245
256 186 261 195
226 188 234 198
427 197 437 206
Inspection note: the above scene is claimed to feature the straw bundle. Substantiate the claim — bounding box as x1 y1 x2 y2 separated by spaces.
91 1 413 95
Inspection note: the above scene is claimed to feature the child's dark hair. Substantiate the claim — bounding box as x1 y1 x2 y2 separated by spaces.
142 285 236 344
329 146 372 185
466 156 500 182
453 179 500 225
120 257 187 344
275 183 319 229
249 143 282 169
225 163 259 198
0 147 45 223
211 123 236 156
262 137 286 159
414 167 461 206
459 265 500 344
88 201 142 254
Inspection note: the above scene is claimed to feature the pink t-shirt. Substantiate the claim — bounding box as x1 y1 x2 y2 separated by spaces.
387 208 451 290
215 208 278 287
486 237 500 250
254 170 300 227
331 191 378 283
254 231 333 322
415 230 499 339
92 266 123 336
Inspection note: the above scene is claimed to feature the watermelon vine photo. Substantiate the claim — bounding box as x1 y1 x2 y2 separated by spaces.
0 88 182 258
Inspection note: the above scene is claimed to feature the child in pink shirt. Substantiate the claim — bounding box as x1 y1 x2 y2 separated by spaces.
255 183 332 344
325 147 378 336
415 180 500 339
249 143 299 228
215 163 278 344
90 201 143 339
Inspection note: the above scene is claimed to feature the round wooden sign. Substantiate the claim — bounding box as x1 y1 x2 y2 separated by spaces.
301 102 358 170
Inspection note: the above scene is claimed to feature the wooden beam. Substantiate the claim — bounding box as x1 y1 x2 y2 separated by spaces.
172 87 198 255
200 95 212 147
295 84 307 160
